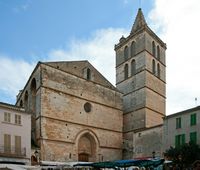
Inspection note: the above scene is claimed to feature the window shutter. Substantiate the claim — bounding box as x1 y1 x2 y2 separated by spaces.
181 134 185 145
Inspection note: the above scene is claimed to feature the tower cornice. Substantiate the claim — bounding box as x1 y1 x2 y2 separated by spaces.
115 25 166 51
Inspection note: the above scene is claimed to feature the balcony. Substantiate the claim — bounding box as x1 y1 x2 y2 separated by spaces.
0 146 26 158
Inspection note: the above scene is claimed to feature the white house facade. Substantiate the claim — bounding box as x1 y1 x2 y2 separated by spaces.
0 102 31 164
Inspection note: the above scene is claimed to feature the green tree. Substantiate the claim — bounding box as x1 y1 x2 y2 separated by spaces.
164 142 200 167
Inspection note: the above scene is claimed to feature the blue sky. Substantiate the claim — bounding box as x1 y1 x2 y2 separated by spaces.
1 0 200 115
0 0 153 59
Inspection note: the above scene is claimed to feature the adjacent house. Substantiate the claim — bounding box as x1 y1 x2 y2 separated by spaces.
162 106 200 152
0 102 31 164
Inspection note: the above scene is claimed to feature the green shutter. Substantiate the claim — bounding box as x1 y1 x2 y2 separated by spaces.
181 134 185 145
176 134 185 147
190 132 197 144
175 135 178 147
191 114 196 126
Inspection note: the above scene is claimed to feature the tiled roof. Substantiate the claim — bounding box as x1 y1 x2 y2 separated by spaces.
165 106 200 119
0 102 25 112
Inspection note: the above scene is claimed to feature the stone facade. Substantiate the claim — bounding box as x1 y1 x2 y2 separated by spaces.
132 125 163 158
14 8 167 162
115 8 166 159
0 102 31 164
16 61 123 162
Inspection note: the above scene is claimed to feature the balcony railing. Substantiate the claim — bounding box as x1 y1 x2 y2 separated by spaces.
0 146 26 158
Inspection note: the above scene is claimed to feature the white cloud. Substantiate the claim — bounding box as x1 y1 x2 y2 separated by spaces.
0 28 128 104
2 1 199 115
0 55 35 103
48 28 128 86
149 0 200 114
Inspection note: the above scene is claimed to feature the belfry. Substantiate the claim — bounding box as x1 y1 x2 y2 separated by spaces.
115 8 166 158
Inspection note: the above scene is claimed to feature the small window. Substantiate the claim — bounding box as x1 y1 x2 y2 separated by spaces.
131 60 136 76
20 100 23 107
24 91 28 110
190 113 196 126
4 112 11 123
124 46 129 60
86 68 91 80
124 64 129 79
157 63 160 78
15 114 21 125
176 117 181 129
131 41 136 57
157 45 160 60
190 132 197 144
152 59 156 75
84 102 92 113
152 41 156 56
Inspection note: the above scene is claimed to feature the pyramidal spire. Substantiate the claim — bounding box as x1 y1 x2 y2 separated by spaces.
131 8 147 33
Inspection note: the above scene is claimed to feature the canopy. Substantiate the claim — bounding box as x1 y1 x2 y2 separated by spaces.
74 158 165 168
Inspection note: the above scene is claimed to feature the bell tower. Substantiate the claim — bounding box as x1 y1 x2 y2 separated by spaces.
115 8 166 158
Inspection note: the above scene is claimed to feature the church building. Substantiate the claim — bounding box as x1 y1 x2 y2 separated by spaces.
16 61 123 162
15 8 166 162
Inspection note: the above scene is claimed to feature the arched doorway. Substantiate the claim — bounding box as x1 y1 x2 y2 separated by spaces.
78 153 89 162
77 131 98 162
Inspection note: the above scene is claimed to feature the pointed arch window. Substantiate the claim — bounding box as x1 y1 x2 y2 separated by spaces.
31 78 36 114
152 59 156 75
124 64 129 79
131 60 136 76
24 91 28 111
131 41 136 57
157 63 160 78
20 100 23 107
157 45 160 60
152 41 156 57
124 46 129 60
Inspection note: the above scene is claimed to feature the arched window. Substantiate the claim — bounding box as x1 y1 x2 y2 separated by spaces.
131 60 136 76
131 41 136 57
157 63 160 78
152 59 156 75
24 91 28 111
20 100 23 107
157 45 160 60
124 46 129 60
124 64 129 79
152 41 156 56
30 78 36 114
86 68 91 80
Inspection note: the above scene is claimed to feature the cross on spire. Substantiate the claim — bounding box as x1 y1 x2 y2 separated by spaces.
139 0 142 8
